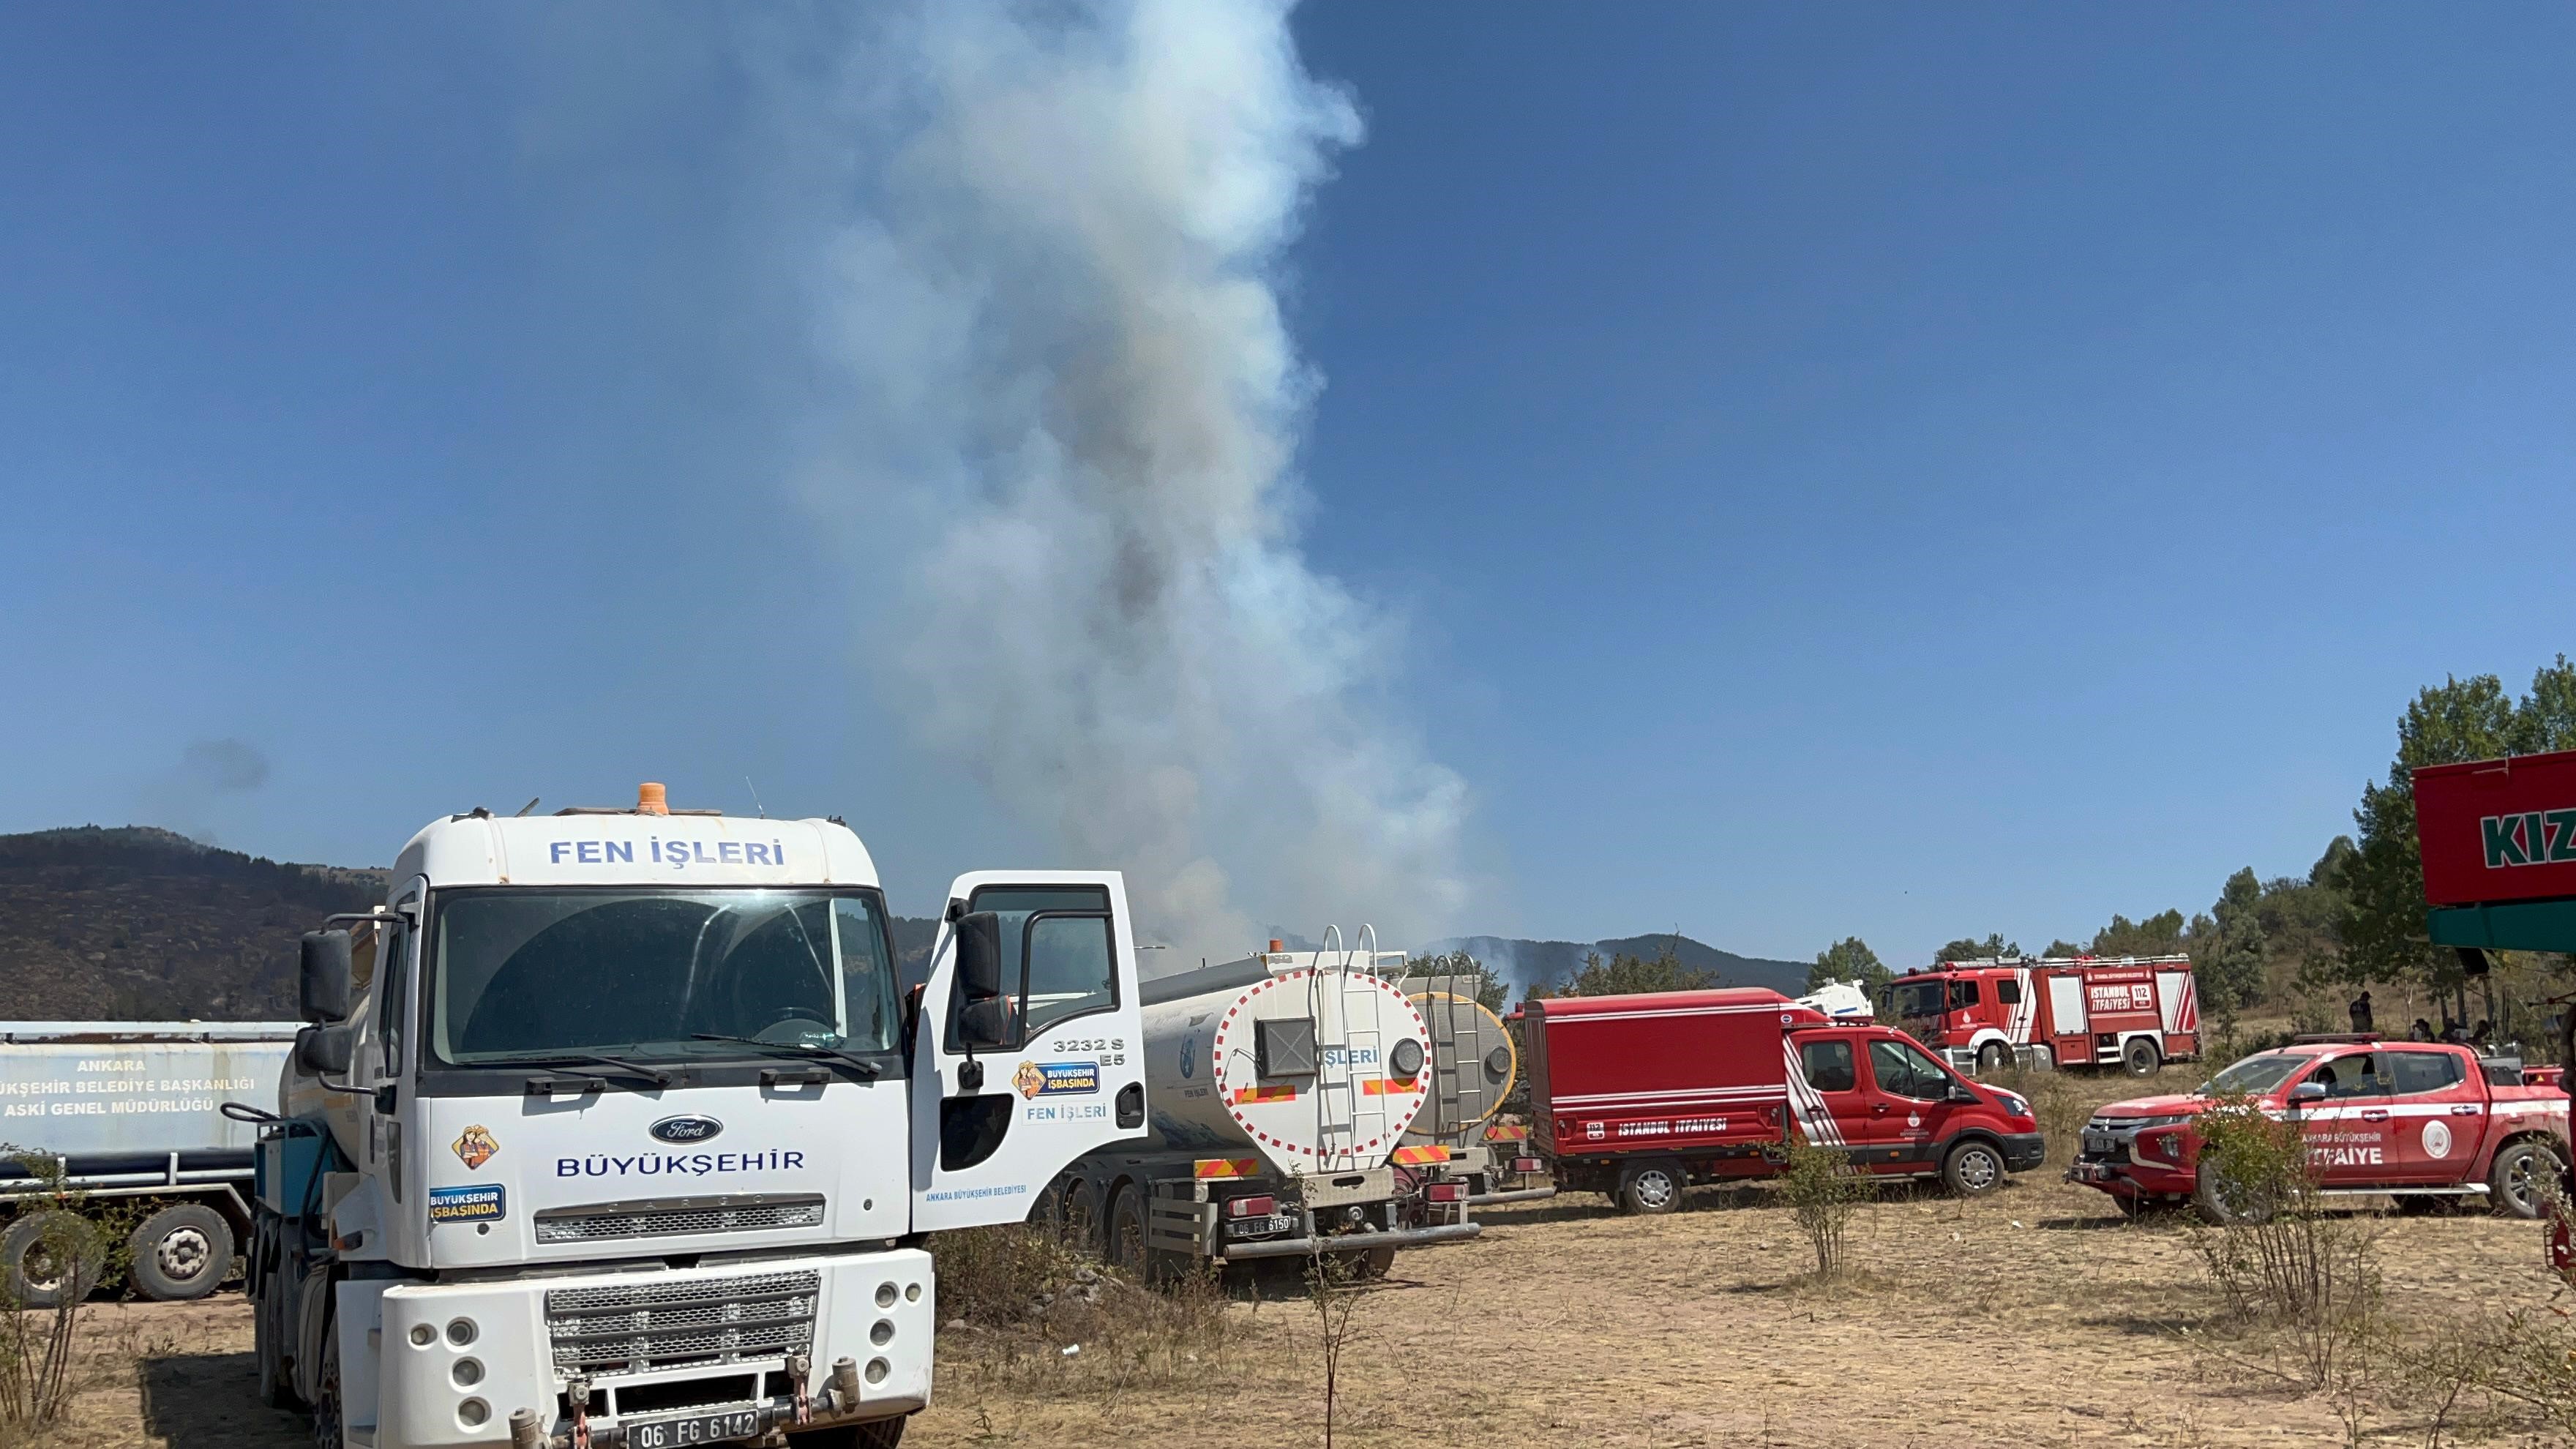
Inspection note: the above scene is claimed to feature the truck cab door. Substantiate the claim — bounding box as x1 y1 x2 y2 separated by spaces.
910 872 1145 1232
2379 1047 2481 1184
2291 1050 2395 1186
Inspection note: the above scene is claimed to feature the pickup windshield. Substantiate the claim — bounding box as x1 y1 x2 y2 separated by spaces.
427 888 900 1066
1890 981 1945 1019
2201 1051 2307 1096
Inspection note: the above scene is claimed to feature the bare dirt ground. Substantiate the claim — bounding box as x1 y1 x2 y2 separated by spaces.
28 1071 2575 1448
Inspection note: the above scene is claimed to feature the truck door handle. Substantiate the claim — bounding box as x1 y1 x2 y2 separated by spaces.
2360 1109 2389 1123
1871 1103 1888 1115
2453 1105 2483 1116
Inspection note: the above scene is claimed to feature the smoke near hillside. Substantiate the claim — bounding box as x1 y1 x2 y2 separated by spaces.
794 1 1469 962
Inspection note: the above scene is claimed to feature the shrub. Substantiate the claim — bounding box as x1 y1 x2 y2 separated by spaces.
2185 1096 2378 1389
1775 1130 1873 1280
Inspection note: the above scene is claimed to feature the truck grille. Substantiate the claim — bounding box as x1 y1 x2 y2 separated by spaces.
533 1194 825 1244
544 1270 819 1377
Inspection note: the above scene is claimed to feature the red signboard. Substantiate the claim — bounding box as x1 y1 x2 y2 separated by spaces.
2413 748 2576 907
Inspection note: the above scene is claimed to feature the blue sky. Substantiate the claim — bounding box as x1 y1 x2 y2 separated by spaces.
3 4 2572 967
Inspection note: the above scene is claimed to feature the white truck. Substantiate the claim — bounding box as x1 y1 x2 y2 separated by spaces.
1039 938 1480 1279
242 786 1149 1449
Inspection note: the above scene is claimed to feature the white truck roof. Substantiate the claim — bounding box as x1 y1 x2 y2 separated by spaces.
390 790 879 893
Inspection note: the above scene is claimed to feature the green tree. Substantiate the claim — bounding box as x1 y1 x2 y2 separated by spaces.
1934 933 2020 964
2092 909 2190 959
1551 943 1717 998
2195 867 2266 1019
1807 937 1891 993
1401 950 1508 1014
2342 659 2576 994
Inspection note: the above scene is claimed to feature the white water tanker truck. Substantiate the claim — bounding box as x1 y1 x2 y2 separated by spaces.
1039 934 1479 1278
238 785 1148 1449
1391 976 1553 1208
2 1020 299 1304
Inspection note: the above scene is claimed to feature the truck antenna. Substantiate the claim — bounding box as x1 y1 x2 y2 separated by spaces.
746 776 766 819
514 798 540 817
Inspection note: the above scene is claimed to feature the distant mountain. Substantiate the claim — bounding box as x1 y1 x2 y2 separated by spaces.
0 826 388 1021
1425 933 1809 998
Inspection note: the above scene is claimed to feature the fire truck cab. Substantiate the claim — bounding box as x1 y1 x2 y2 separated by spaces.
1881 956 2201 1078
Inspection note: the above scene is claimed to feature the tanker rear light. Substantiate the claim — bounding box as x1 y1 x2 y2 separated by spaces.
1510 1156 1542 1175
1224 1194 1279 1220
1424 1182 1464 1205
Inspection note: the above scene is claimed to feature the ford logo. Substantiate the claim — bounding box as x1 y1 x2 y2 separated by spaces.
649 1115 723 1145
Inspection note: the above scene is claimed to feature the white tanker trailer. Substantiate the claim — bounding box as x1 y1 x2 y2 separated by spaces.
1392 977 1555 1208
1043 933 1481 1278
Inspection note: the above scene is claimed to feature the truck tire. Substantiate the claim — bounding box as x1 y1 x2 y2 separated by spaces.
130 1203 236 1303
2192 1164 2277 1227
2122 1038 2161 1077
1336 1245 1398 1280
787 1415 907 1448
1974 1042 2010 1077
3 1210 105 1309
2490 1139 2562 1220
1107 1185 1148 1277
1942 1139 2006 1197
311 1319 343 1449
1617 1161 1683 1215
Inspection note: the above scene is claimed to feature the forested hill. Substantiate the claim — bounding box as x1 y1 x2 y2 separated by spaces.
1426 934 1809 997
0 826 388 1020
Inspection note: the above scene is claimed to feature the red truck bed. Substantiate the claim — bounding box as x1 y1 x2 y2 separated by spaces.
1524 988 1813 1156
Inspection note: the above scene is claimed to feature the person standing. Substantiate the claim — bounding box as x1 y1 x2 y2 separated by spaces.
2349 991 2375 1035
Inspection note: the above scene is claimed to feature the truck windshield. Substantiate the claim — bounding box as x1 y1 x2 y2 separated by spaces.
427 888 901 1066
1890 981 1944 1018
2201 1052 2306 1096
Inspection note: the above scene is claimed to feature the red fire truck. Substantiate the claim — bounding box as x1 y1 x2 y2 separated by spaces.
1880 955 2201 1077
1524 987 2045 1213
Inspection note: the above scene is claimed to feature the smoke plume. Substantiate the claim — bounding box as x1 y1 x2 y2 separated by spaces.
142 738 272 845
801 0 1468 962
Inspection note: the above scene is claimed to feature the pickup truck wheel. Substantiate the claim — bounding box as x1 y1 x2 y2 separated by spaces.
2122 1038 2162 1077
2 1210 105 1310
1617 1162 1683 1215
1974 1042 2010 1076
2490 1139 2563 1220
1942 1139 2006 1197
2193 1166 2277 1227
130 1203 235 1302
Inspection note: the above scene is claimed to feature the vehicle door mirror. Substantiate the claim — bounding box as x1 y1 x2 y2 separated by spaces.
297 1022 354 1076
2287 1081 2327 1108
1947 1082 1978 1104
954 912 1005 1002
299 930 353 1022
959 996 1013 1051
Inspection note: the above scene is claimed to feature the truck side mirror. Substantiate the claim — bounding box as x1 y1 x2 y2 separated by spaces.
297 1022 354 1076
2287 1081 2327 1108
959 996 1013 1051
954 912 1005 1002
299 931 353 1022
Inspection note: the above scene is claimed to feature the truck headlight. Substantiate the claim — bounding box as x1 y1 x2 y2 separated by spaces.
1998 1093 2031 1119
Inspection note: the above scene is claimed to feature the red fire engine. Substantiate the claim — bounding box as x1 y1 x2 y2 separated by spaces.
1880 955 2201 1077
1523 987 2045 1213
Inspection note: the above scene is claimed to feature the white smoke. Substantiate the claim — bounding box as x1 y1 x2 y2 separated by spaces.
797 0 1469 962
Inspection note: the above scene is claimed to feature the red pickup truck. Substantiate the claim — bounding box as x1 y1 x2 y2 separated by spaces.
2067 1036 2570 1219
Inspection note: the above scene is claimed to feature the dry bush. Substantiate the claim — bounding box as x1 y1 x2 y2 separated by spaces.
927 1224 1248 1407
2182 1097 2380 1391
1774 1131 1873 1281
1989 1064 2098 1169
1303 1250 1366 1449
2 1150 129 1436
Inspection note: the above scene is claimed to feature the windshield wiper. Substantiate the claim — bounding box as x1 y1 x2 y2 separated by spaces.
692 1033 883 1080
513 1052 675 1087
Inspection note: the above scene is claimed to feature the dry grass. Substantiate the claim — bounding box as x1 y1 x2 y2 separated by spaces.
36 1062 2576 1448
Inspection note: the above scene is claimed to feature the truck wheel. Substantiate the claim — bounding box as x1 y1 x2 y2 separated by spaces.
1974 1042 2009 1077
3 1210 105 1309
1942 1139 2006 1197
1617 1161 1683 1215
2193 1166 2277 1227
2490 1139 2563 1220
2122 1038 2161 1077
786 1415 908 1448
1107 1186 1148 1277
1336 1245 1398 1280
311 1321 343 1449
130 1203 236 1302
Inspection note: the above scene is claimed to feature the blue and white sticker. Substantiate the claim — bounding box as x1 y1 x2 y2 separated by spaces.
429 1183 506 1224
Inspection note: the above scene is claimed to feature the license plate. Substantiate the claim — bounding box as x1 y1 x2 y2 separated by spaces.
2083 1134 2116 1156
628 1409 763 1449
1228 1213 1297 1235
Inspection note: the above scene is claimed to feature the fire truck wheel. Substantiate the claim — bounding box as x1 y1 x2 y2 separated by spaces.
130 1204 236 1302
1942 1139 2006 1197
2122 1038 2162 1077
1 1210 106 1310
2192 1167 2277 1226
2491 1140 2563 1220
1617 1162 1684 1215
1974 1042 2009 1076
310 1320 343 1449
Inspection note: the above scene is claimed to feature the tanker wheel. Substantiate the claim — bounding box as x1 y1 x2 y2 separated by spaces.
130 1203 235 1302
1107 1185 1149 1278
2491 1139 2563 1220
310 1322 344 1449
1617 1161 1683 1215
1334 1245 1399 1281
2 1210 105 1310
1058 1177 1103 1256
1974 1042 2010 1077
2122 1038 2162 1077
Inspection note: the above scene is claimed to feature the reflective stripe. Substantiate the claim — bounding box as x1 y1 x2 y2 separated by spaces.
1194 1158 1262 1179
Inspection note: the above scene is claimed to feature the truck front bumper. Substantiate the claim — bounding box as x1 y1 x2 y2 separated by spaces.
2000 1132 2048 1173
363 1246 934 1449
